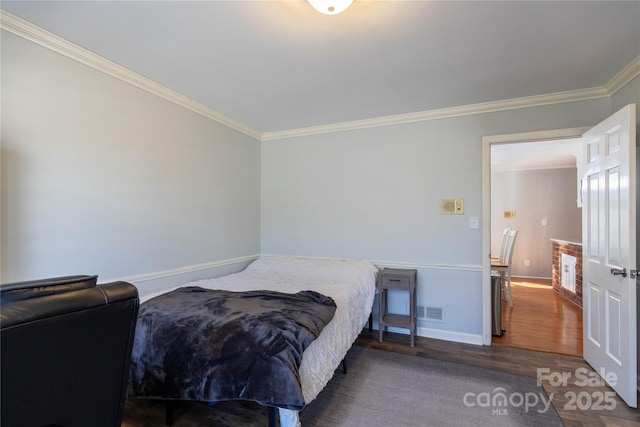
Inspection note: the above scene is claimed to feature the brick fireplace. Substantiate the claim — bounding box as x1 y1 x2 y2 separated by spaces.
551 239 583 307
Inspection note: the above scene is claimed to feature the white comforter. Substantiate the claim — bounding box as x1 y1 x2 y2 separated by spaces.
140 255 378 427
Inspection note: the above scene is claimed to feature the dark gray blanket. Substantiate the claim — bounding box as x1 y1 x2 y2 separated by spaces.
128 286 336 410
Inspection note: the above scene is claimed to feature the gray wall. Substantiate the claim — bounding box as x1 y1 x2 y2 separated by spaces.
491 168 581 278
2 23 638 343
261 100 611 340
1 31 261 283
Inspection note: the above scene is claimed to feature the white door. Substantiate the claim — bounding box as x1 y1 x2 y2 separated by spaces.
582 103 637 407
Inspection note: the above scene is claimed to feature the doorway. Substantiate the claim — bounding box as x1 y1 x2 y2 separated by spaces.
480 127 589 350
489 138 583 356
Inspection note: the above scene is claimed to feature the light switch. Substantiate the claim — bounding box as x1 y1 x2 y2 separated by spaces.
469 217 479 229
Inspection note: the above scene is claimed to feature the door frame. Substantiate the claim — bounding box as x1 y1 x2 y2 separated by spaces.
481 126 590 345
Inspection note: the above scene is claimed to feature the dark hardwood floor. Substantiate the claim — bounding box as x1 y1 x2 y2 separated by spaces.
123 334 640 426
356 332 640 427
122 281 640 426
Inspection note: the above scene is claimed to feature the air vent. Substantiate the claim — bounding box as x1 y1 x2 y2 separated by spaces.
417 305 426 318
426 305 444 322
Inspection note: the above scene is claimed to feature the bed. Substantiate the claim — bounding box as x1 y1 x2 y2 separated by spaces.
128 255 378 427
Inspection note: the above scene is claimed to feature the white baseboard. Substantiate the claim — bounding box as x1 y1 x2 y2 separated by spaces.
378 325 483 346
417 326 484 346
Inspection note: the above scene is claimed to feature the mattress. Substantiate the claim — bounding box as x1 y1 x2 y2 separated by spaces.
139 255 378 426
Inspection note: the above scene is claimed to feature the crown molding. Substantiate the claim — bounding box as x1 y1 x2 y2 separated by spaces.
604 55 640 96
2 9 635 143
261 86 609 141
0 10 262 141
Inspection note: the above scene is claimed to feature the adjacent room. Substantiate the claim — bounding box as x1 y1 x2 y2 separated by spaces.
1 1 639 426
490 138 584 357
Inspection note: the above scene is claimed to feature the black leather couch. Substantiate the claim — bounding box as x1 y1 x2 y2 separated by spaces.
1 275 139 427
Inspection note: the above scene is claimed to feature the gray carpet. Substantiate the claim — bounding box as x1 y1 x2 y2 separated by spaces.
299 346 563 427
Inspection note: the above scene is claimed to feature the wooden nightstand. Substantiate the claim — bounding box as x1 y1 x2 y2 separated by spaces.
378 268 417 347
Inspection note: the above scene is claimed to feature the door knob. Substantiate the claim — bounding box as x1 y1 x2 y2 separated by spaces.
610 267 627 277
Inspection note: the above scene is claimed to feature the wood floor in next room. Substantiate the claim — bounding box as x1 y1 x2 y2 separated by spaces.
492 277 583 357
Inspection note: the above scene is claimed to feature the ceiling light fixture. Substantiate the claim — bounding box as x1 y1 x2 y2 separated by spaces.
307 0 354 15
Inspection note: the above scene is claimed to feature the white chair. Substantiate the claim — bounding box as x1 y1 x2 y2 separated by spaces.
491 229 518 308
491 228 511 263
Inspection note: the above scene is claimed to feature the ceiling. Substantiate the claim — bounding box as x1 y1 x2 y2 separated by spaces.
1 1 638 171
2 0 639 135
491 138 581 173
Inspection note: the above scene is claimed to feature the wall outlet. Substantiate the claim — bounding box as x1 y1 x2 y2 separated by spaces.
524 259 531 267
